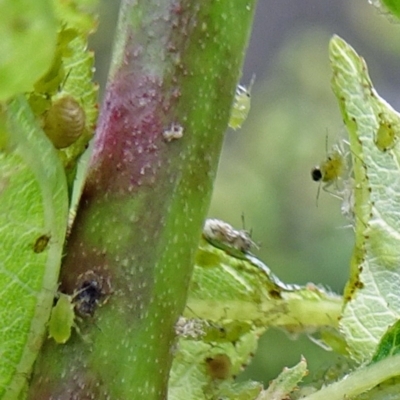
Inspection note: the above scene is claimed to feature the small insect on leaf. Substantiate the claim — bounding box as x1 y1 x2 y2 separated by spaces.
311 138 348 192
228 75 255 130
48 293 75 344
43 95 86 149
205 354 232 380
33 234 50 253
311 137 357 220
375 114 397 152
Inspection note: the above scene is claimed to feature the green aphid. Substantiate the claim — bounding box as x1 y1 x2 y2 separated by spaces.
48 272 110 343
375 115 397 152
48 293 76 344
228 75 255 130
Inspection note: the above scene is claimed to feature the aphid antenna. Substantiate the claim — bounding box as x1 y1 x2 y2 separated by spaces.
315 181 321 208
184 304 202 320
325 129 329 155
56 68 86 108
240 212 260 250
59 68 72 92
240 212 247 232
248 73 256 91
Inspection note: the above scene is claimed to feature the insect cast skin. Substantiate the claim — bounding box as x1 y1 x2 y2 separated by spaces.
203 218 256 253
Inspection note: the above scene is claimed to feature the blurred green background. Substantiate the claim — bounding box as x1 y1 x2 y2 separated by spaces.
89 0 400 386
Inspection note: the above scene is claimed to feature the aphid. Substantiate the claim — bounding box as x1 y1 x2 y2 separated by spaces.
48 293 76 344
205 354 232 380
311 134 351 205
375 113 397 152
311 135 352 210
203 218 256 253
228 75 255 130
48 272 111 344
311 146 345 187
311 136 361 224
203 320 252 343
43 95 86 149
33 234 50 253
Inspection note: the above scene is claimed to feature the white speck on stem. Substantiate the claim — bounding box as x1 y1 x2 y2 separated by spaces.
163 123 184 142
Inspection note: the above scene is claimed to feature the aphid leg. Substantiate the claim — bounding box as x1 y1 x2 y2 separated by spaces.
315 181 322 207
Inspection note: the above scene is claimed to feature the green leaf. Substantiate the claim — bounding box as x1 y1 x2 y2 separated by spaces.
298 353 400 400
52 0 98 34
371 320 400 363
0 96 68 398
329 35 400 363
28 1 99 190
171 222 340 399
374 0 400 19
352 377 400 400
186 236 342 331
169 329 263 400
257 357 308 400
0 0 57 100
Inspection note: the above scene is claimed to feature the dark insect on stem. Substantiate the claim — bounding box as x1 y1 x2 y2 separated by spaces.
72 270 112 318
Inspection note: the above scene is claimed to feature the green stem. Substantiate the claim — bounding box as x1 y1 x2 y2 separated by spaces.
302 354 400 400
27 0 257 398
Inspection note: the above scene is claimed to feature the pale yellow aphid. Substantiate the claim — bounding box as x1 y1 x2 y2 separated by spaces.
43 95 86 149
311 138 357 221
311 136 349 190
228 75 255 130
311 147 345 186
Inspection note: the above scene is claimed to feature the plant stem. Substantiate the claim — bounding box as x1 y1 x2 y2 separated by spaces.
27 0 257 398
